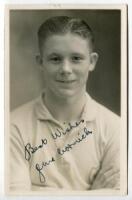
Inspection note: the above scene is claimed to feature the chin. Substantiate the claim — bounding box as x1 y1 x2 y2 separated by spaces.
56 89 76 99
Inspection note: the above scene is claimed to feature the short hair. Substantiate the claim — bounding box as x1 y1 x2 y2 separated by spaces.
37 16 95 54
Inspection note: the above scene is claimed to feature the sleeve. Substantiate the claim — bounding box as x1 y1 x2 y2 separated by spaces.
10 124 31 191
91 117 120 190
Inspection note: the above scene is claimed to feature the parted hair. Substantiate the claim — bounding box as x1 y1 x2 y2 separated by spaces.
38 16 95 53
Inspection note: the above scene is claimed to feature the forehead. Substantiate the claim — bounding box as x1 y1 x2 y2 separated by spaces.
41 33 92 55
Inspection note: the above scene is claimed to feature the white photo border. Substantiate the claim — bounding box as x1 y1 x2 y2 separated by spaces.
4 4 128 197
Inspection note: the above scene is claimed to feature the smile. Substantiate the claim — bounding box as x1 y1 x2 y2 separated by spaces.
56 80 76 83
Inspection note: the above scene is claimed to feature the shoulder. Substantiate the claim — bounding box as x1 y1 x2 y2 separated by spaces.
85 93 120 125
91 99 120 140
85 94 120 134
10 98 40 143
94 100 120 122
11 98 38 126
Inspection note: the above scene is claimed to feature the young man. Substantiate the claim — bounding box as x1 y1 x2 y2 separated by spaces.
10 16 120 191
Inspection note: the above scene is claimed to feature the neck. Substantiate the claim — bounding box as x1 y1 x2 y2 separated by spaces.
43 89 86 123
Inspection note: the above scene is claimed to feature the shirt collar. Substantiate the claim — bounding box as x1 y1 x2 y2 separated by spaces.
34 91 97 122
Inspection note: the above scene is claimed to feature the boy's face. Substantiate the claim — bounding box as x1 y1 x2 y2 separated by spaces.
38 33 98 99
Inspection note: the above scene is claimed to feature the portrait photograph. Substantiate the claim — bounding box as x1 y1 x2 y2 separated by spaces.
5 4 127 196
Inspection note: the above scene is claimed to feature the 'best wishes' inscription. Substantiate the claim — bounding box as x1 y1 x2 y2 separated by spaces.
24 119 92 183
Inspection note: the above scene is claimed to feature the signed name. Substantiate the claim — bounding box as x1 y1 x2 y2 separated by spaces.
51 119 84 140
35 127 92 183
24 120 93 183
25 138 47 161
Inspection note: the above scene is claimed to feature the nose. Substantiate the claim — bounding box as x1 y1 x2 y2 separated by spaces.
59 59 72 75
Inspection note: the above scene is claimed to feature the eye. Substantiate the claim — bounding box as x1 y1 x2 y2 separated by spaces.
48 56 62 64
71 56 83 63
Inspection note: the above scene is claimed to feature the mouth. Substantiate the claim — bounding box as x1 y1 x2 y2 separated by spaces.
56 80 76 83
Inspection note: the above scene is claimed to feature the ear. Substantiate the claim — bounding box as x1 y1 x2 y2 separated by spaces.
89 52 99 71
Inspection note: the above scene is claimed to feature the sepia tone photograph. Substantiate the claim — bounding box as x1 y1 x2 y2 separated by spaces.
5 4 127 196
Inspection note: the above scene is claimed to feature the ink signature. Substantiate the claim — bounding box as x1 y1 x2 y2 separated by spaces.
57 127 92 155
51 119 84 140
25 138 48 161
35 157 55 183
24 120 93 183
35 127 92 183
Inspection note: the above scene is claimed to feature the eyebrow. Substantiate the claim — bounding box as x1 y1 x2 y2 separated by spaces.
46 52 85 57
71 53 85 57
46 53 62 58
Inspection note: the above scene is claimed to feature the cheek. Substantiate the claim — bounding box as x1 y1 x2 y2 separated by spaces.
76 65 89 78
43 65 57 79
75 68 89 85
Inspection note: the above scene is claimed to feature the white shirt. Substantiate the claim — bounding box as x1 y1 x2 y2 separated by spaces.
10 92 120 191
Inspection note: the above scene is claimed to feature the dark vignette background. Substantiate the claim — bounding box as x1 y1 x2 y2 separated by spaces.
10 10 121 115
